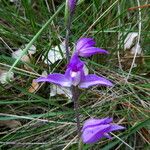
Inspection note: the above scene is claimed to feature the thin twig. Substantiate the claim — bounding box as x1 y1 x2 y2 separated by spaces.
0 141 46 145
128 4 150 11
0 37 14 53
111 133 134 150
62 135 77 150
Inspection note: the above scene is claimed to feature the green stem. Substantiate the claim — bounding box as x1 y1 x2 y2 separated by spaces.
65 12 73 62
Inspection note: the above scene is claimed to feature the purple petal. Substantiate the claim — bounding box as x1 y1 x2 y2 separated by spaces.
64 68 72 80
82 117 113 132
76 38 96 51
35 73 72 87
104 133 112 139
82 125 110 144
79 74 113 88
66 54 85 86
78 47 109 57
108 124 125 132
67 54 84 71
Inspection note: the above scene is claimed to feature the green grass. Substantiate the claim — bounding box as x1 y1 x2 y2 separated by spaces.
0 0 150 149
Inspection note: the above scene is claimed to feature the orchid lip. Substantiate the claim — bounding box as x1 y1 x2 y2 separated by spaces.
70 71 77 77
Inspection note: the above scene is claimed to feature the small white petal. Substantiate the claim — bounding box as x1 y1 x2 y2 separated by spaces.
70 71 81 86
42 42 66 65
124 32 138 50
25 44 36 55
70 71 77 78
131 44 142 55
12 49 30 62
50 85 72 99
83 65 89 75
42 71 48 76
0 70 14 84
12 44 36 61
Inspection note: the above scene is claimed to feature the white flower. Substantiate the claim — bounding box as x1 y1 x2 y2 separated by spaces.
0 70 14 84
11 44 36 62
42 42 66 64
50 85 72 99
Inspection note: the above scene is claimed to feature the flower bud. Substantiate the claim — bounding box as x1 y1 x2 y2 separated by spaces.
68 0 77 13
81 117 125 144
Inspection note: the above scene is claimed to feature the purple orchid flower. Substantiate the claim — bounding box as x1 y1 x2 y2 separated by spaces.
75 38 109 57
81 117 125 144
68 0 77 12
35 54 113 88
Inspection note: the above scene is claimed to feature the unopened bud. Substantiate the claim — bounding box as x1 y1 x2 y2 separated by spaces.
68 0 77 13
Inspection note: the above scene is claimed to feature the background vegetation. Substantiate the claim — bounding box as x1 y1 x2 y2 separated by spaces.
0 0 150 149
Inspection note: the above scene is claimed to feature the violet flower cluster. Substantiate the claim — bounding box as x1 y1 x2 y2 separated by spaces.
35 38 112 88
35 37 125 144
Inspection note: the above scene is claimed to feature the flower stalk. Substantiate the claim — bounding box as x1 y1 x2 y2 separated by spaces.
65 0 82 142
35 1 119 146
72 86 81 139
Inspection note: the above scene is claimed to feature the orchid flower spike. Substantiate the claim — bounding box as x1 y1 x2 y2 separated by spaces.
68 0 77 13
75 38 109 57
81 117 125 144
35 54 113 88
